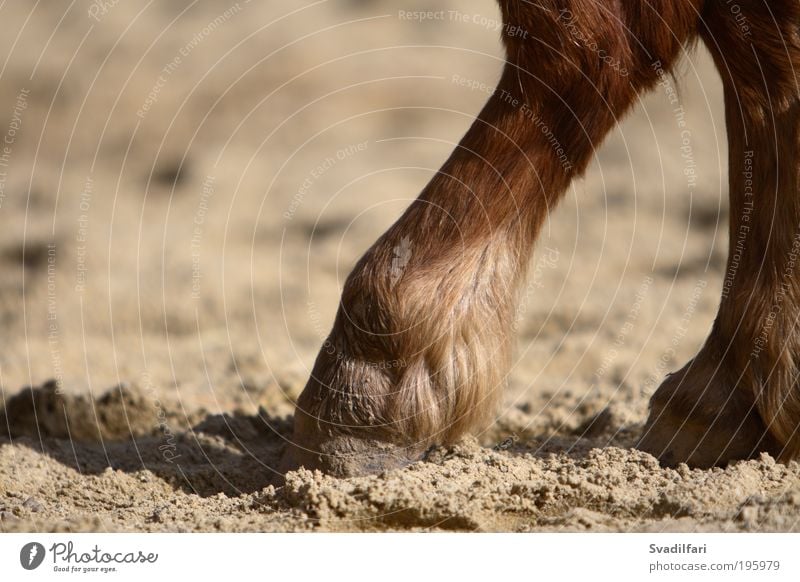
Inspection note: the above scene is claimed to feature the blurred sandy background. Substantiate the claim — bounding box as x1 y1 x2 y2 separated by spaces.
1 0 798 532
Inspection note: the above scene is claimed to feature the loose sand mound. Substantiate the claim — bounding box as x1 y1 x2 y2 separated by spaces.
2 383 799 532
1 0 799 532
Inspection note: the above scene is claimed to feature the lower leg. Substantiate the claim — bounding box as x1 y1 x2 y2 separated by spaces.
283 0 702 476
640 1 800 466
282 64 564 476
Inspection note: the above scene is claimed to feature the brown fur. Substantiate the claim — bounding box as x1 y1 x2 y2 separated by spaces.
642 1 800 466
283 0 800 476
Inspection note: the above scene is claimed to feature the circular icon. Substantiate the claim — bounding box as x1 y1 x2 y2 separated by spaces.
20 542 46 570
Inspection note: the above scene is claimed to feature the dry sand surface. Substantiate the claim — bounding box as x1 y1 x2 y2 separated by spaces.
1 0 799 532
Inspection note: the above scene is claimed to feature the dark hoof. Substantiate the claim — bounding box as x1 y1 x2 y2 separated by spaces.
279 433 425 478
637 361 782 468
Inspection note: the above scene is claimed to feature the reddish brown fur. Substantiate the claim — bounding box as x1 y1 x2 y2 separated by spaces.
282 1 800 476
641 1 800 465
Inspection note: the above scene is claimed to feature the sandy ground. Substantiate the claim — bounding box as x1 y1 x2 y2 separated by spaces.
1 0 799 532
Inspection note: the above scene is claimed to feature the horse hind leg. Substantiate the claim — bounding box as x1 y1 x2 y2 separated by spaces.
640 1 800 467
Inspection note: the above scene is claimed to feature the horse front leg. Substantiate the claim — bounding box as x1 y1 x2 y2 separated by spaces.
282 0 702 476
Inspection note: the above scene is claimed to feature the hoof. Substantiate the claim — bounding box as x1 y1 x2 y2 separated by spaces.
279 433 425 478
637 358 781 468
278 410 426 477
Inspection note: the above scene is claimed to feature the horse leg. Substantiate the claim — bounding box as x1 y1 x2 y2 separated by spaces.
640 1 800 467
283 0 703 476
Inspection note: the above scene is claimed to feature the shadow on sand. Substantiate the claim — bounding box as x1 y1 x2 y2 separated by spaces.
0 381 292 496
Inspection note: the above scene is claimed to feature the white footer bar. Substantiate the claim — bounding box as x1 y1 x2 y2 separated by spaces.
1 533 797 581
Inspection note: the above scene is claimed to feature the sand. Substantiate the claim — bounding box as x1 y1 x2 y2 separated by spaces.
1 0 799 532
